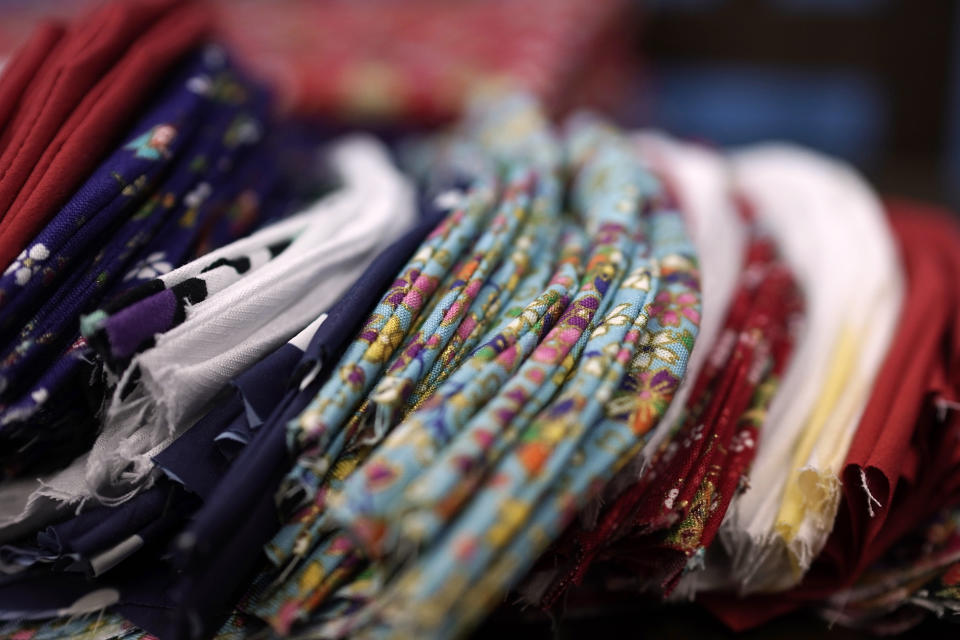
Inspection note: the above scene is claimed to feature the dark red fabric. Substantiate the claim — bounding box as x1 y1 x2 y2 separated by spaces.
0 22 65 155
620 240 784 537
693 265 799 553
825 202 960 582
595 245 800 596
0 0 210 268
0 0 173 215
706 200 960 630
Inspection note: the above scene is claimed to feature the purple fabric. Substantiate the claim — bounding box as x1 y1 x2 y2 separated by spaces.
0 53 254 413
107 288 178 360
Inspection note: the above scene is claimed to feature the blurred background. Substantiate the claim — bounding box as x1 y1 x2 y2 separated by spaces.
633 0 958 211
0 0 957 208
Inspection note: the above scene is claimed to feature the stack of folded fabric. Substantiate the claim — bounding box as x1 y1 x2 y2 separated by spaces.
0 0 343 527
516 143 960 633
687 198 960 631
0 0 334 474
0 2 960 640
228 98 700 640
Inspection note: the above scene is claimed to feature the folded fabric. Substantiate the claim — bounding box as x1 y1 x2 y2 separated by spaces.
821 503 960 633
0 210 444 633
2 135 402 540
630 134 746 469
0 22 64 141
2 137 408 519
824 201 960 583
0 479 198 578
536 224 801 604
717 145 903 592
211 100 701 640
0 42 301 480
357 199 696 640
702 201 960 631
151 316 328 499
0 0 211 268
1 9 958 634
0 48 216 338
222 100 547 638
0 139 421 631
123 192 451 640
581 133 748 534
81 204 331 378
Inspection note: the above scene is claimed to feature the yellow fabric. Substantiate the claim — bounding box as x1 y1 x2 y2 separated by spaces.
774 327 858 551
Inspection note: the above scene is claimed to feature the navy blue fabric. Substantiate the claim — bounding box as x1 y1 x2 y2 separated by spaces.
153 389 242 500
155 205 448 640
225 342 306 443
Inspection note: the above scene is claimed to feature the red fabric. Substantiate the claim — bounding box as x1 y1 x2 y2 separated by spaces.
706 200 960 630
624 241 782 536
694 266 798 553
824 202 960 583
0 0 173 215
0 22 64 154
0 0 210 268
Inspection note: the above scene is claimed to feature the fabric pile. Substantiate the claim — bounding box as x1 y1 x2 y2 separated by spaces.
0 2 959 639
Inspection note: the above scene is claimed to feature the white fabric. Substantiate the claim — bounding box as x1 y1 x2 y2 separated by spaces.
712 144 902 593
87 135 416 504
154 204 327 289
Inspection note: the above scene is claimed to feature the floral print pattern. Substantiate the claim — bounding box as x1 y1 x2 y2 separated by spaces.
244 100 700 639
123 251 173 281
3 244 50 286
536 233 803 603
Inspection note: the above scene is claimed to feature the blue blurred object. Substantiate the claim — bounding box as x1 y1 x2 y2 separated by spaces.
945 9 960 205
649 0 888 12
645 0 725 10
650 64 887 165
771 0 889 13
